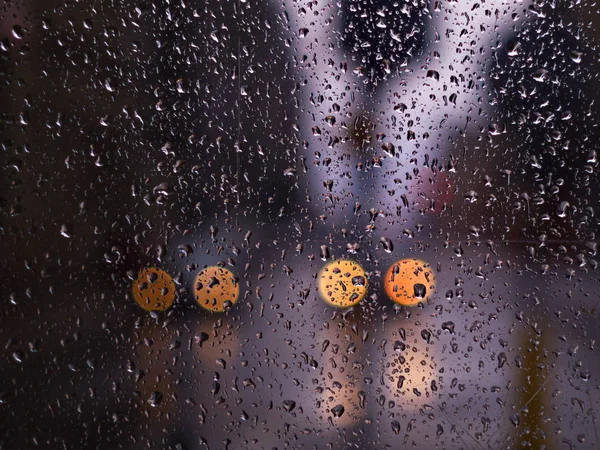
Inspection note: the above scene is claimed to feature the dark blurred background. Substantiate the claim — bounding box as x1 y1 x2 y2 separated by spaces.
1 0 599 449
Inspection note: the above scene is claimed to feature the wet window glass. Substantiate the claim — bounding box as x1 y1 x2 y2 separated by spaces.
1 0 599 449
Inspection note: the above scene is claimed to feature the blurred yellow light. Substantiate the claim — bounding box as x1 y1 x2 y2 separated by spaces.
318 259 368 308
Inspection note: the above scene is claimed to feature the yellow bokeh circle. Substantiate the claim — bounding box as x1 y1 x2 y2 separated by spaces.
194 266 239 312
132 267 175 311
318 259 368 308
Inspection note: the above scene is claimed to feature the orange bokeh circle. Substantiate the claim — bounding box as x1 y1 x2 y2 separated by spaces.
132 267 176 311
194 266 239 312
384 259 435 306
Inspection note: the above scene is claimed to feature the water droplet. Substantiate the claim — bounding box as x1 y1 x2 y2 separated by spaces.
283 400 296 412
331 404 345 418
413 283 426 298
12 25 24 40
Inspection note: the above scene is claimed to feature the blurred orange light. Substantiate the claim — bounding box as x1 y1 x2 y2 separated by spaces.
132 267 175 311
194 266 239 312
384 259 435 306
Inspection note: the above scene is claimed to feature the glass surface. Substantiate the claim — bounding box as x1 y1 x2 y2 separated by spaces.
1 0 599 448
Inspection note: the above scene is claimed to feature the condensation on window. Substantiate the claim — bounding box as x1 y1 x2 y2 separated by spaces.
0 0 599 449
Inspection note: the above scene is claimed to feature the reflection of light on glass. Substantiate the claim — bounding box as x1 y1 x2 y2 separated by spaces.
288 324 367 430
314 324 367 428
132 267 175 311
191 319 240 365
131 318 241 423
381 327 438 411
315 379 364 428
318 259 368 308
133 323 179 415
384 259 435 306
194 266 239 312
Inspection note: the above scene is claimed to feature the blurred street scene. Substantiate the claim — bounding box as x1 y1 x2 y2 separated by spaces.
1 0 600 449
